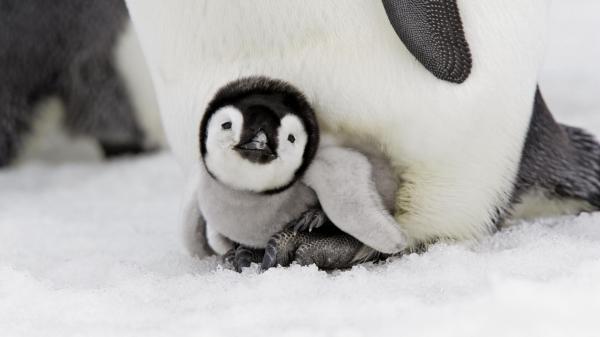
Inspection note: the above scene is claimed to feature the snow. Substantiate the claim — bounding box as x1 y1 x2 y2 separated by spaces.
1 1 600 336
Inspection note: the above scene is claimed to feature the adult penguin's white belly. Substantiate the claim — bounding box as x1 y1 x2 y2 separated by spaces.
126 0 549 248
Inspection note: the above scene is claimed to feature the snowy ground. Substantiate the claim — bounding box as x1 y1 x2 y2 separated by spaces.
2 2 600 337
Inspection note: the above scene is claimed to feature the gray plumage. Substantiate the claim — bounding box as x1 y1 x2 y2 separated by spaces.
0 0 146 167
199 170 320 249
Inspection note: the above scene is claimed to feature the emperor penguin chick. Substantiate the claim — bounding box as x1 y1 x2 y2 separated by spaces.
198 77 406 271
199 76 321 271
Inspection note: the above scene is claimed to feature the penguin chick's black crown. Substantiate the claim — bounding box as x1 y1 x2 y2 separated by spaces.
200 76 320 192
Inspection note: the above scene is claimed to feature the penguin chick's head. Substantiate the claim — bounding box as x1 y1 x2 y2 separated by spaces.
200 77 319 193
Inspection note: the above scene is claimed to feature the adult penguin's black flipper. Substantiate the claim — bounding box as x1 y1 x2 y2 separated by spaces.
382 0 472 83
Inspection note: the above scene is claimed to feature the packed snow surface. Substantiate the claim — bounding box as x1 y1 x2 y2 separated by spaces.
1 1 600 336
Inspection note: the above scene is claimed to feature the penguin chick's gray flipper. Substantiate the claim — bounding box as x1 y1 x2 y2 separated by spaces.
514 89 600 208
290 208 329 233
302 147 407 254
261 228 367 271
382 0 472 83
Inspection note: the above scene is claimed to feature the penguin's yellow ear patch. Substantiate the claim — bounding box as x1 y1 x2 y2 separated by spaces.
382 0 472 84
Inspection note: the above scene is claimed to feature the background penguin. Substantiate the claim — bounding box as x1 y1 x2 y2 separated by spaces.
126 0 600 258
199 77 404 271
0 0 163 167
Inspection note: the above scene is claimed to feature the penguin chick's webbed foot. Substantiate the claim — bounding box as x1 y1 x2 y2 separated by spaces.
261 226 371 271
223 244 264 272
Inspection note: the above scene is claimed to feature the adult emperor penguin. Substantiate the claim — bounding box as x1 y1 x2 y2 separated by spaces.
125 0 600 257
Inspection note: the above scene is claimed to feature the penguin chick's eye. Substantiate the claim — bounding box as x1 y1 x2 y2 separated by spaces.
221 122 232 130
288 134 296 144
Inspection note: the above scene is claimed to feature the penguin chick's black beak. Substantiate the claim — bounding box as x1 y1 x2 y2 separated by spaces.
235 130 277 163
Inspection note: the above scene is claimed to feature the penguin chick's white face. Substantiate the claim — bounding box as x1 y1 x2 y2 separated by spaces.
201 77 318 193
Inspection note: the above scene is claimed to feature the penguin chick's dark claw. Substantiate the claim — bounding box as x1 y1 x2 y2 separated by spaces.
289 208 328 233
223 245 264 272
